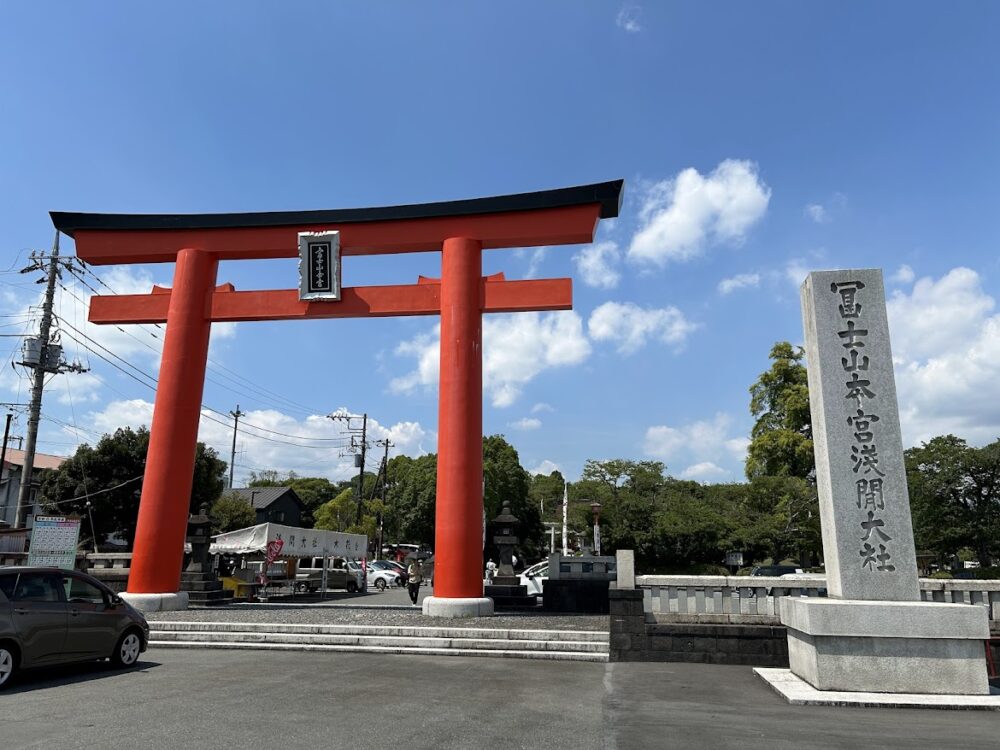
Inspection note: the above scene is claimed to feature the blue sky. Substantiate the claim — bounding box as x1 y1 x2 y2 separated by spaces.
1 3 999 485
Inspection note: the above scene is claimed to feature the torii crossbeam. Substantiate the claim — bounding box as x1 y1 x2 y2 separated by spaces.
52 180 623 616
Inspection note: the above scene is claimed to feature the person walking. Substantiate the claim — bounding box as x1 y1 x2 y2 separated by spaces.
485 559 497 584
406 558 423 606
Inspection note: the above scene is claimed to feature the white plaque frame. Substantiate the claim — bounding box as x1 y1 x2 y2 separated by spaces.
298 230 341 301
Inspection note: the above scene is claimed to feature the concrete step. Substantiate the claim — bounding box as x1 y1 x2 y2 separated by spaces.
149 629 608 653
147 639 608 662
149 620 610 643
146 620 609 662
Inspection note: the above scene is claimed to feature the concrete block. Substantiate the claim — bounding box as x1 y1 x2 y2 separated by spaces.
120 591 189 613
421 596 494 618
615 550 635 589
781 598 990 695
780 596 990 639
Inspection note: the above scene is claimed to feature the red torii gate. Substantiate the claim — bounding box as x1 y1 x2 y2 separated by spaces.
51 180 623 616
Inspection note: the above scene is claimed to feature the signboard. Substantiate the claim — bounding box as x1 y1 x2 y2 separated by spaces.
27 516 81 569
298 230 341 301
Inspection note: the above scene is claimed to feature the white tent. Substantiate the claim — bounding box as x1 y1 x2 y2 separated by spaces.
210 522 367 559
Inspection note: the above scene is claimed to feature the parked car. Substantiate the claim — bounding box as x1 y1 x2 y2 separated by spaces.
370 560 407 585
518 560 548 597
367 567 400 591
0 566 150 690
294 557 362 593
750 565 803 577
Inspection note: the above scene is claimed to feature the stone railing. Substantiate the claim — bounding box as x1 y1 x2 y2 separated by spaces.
635 575 1000 625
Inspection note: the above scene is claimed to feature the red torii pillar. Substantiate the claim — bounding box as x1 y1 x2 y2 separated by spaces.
52 181 623 616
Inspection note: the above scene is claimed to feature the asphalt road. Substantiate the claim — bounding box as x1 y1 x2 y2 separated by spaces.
3 649 997 750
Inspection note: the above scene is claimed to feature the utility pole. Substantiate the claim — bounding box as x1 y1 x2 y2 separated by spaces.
355 413 367 524
228 404 244 489
374 438 392 558
327 411 370 525
15 233 61 529
0 411 13 524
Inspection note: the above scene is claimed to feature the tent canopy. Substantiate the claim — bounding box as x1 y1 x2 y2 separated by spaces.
210 523 367 559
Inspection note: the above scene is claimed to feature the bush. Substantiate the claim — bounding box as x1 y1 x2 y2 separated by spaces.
971 566 1000 580
928 571 954 579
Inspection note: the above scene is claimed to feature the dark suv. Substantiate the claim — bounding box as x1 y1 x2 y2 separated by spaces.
0 567 150 689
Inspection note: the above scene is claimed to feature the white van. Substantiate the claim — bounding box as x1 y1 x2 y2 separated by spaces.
294 557 363 593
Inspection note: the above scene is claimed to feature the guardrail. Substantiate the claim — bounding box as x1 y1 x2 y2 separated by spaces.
635 575 1000 625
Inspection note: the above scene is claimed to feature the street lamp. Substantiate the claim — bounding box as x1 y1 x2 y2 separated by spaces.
589 500 602 556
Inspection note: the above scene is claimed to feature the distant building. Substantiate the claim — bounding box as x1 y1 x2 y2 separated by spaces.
0 448 66 530
227 487 306 528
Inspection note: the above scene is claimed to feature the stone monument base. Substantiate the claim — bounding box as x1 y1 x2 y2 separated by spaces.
120 591 189 614
780 597 990 695
422 596 494 618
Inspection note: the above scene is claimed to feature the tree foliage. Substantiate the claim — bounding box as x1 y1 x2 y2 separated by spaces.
746 342 813 480
38 426 227 549
906 435 1000 566
210 493 257 534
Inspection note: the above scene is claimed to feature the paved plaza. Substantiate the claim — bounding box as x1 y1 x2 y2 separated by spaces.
3 647 997 749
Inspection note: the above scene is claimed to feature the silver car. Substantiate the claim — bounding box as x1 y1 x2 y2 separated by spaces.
0 566 150 690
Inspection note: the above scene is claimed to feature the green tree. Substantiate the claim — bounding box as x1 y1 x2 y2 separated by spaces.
529 470 565 524
38 426 228 549
313 488 359 533
576 459 666 565
746 342 813 480
384 454 438 545
905 435 1000 567
484 435 543 562
210 493 256 534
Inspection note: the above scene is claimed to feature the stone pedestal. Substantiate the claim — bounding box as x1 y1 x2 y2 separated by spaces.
422 596 494 618
484 582 537 608
120 591 189 613
781 597 990 695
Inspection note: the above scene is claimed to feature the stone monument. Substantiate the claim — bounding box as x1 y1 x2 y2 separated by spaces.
778 268 989 695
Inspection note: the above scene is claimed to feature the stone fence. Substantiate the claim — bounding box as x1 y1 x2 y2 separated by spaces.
635 574 1000 625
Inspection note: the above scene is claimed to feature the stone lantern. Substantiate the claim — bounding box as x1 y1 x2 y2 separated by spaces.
484 500 536 608
492 500 520 585
180 503 231 607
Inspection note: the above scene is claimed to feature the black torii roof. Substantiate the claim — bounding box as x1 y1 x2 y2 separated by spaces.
50 180 624 237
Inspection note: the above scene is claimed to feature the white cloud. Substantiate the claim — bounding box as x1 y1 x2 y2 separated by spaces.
891 264 915 285
391 311 592 408
643 413 748 479
82 399 431 486
531 402 554 414
805 204 828 223
718 273 760 295
887 267 993 362
784 258 811 288
627 160 771 267
524 247 548 279
886 267 1000 446
510 417 542 431
529 459 561 476
615 6 642 32
574 241 621 289
680 462 728 481
588 302 698 355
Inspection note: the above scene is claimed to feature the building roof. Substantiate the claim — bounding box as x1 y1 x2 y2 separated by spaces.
2 448 66 472
49 180 624 236
228 487 304 511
